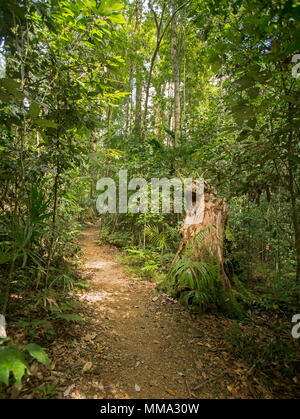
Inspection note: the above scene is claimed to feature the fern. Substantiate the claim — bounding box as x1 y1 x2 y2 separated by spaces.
170 256 219 310
144 224 167 250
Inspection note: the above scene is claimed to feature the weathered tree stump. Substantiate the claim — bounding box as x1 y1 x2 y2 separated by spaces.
176 183 230 290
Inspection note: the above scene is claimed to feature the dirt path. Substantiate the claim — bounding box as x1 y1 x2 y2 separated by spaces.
58 223 253 399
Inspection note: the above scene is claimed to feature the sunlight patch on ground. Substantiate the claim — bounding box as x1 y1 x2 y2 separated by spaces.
84 261 117 269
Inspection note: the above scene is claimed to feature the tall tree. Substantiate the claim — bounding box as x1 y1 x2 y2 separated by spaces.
171 0 181 145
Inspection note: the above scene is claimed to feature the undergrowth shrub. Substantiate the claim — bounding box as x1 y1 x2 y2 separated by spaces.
158 255 243 318
0 336 50 389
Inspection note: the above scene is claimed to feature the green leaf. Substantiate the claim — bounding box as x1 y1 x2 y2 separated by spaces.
0 252 12 265
53 313 83 322
247 87 260 99
0 347 29 388
35 119 58 129
282 95 300 106
0 77 20 92
28 102 40 119
109 14 126 24
25 343 50 368
107 1 124 11
99 0 125 12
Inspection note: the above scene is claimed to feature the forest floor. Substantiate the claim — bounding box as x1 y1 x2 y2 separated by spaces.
44 222 275 399
62 222 253 399
5 222 299 399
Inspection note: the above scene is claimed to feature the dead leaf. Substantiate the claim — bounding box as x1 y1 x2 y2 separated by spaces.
82 361 92 373
30 362 39 375
64 384 76 397
165 389 175 396
195 360 203 370
83 335 91 341
227 385 239 397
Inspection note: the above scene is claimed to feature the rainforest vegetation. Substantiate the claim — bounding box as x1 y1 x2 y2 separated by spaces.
0 0 300 399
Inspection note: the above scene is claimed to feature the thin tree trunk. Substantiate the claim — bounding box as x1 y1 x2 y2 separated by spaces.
183 8 186 137
125 67 133 137
288 159 300 285
171 0 181 146
143 1 189 130
134 0 142 137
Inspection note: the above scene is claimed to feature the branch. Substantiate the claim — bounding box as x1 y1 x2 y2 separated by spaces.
149 1 159 31
158 1 190 47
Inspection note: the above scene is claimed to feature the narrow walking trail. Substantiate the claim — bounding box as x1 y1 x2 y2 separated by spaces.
57 223 255 399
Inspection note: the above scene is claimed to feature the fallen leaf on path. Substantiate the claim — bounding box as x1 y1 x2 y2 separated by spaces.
82 361 92 373
152 296 159 302
227 385 239 397
63 384 76 398
165 389 175 396
30 362 39 375
194 360 203 370
84 333 96 341
97 346 105 352
135 384 141 392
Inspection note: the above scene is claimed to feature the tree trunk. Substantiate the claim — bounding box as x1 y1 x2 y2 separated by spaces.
125 67 133 137
89 133 98 219
182 8 187 137
176 184 230 290
135 70 142 136
171 0 181 146
134 0 142 137
143 1 188 131
288 160 300 286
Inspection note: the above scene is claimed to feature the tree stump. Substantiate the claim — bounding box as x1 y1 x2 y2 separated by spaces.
176 183 230 290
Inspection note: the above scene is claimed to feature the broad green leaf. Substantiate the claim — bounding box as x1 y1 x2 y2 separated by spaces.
28 102 40 119
25 343 50 368
35 119 58 129
100 0 125 12
0 347 29 388
109 14 126 24
53 313 83 322
0 77 20 92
